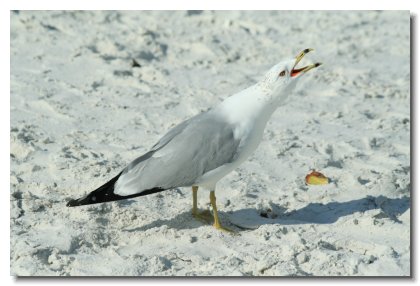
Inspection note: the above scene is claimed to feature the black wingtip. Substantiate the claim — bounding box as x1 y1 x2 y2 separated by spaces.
66 200 76 207
66 191 105 207
66 198 83 207
66 172 123 207
66 170 168 207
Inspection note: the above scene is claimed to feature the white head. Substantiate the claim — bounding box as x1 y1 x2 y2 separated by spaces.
259 48 322 102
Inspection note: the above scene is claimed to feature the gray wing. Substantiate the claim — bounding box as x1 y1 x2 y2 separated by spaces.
122 117 193 172
114 111 241 196
151 116 193 152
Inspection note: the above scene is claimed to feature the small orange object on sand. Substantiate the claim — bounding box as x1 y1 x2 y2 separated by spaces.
305 170 329 185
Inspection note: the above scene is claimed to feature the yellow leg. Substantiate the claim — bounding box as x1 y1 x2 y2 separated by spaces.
191 186 212 223
210 191 235 233
192 186 198 215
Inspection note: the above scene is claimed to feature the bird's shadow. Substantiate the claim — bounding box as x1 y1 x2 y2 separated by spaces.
229 195 410 229
123 210 205 232
123 195 410 232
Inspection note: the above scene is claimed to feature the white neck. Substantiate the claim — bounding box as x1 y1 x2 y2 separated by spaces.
216 83 286 128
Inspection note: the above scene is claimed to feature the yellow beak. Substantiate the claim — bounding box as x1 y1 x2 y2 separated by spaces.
291 48 322 77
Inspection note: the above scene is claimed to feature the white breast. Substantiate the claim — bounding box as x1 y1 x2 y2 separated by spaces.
195 85 278 190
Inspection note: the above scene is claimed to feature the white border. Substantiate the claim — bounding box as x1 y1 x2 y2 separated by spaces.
2 1 418 285
4 0 418 10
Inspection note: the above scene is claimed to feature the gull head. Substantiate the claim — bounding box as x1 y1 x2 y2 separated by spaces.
260 48 322 97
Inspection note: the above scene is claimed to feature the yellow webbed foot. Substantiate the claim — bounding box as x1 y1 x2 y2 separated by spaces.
210 190 238 235
192 209 213 224
213 221 238 235
192 187 238 234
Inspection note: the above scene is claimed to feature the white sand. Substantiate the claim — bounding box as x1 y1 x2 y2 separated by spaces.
10 11 410 276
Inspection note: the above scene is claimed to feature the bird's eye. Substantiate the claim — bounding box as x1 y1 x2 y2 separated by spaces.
279 70 286 77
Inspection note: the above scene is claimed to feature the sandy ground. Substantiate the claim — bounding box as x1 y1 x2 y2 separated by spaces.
10 11 410 276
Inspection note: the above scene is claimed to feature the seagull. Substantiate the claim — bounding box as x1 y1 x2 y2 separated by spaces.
67 49 321 232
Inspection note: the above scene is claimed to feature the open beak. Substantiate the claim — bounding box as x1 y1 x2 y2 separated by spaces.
291 48 322 77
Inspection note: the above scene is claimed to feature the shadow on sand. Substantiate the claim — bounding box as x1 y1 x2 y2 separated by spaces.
229 195 410 229
123 195 410 232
